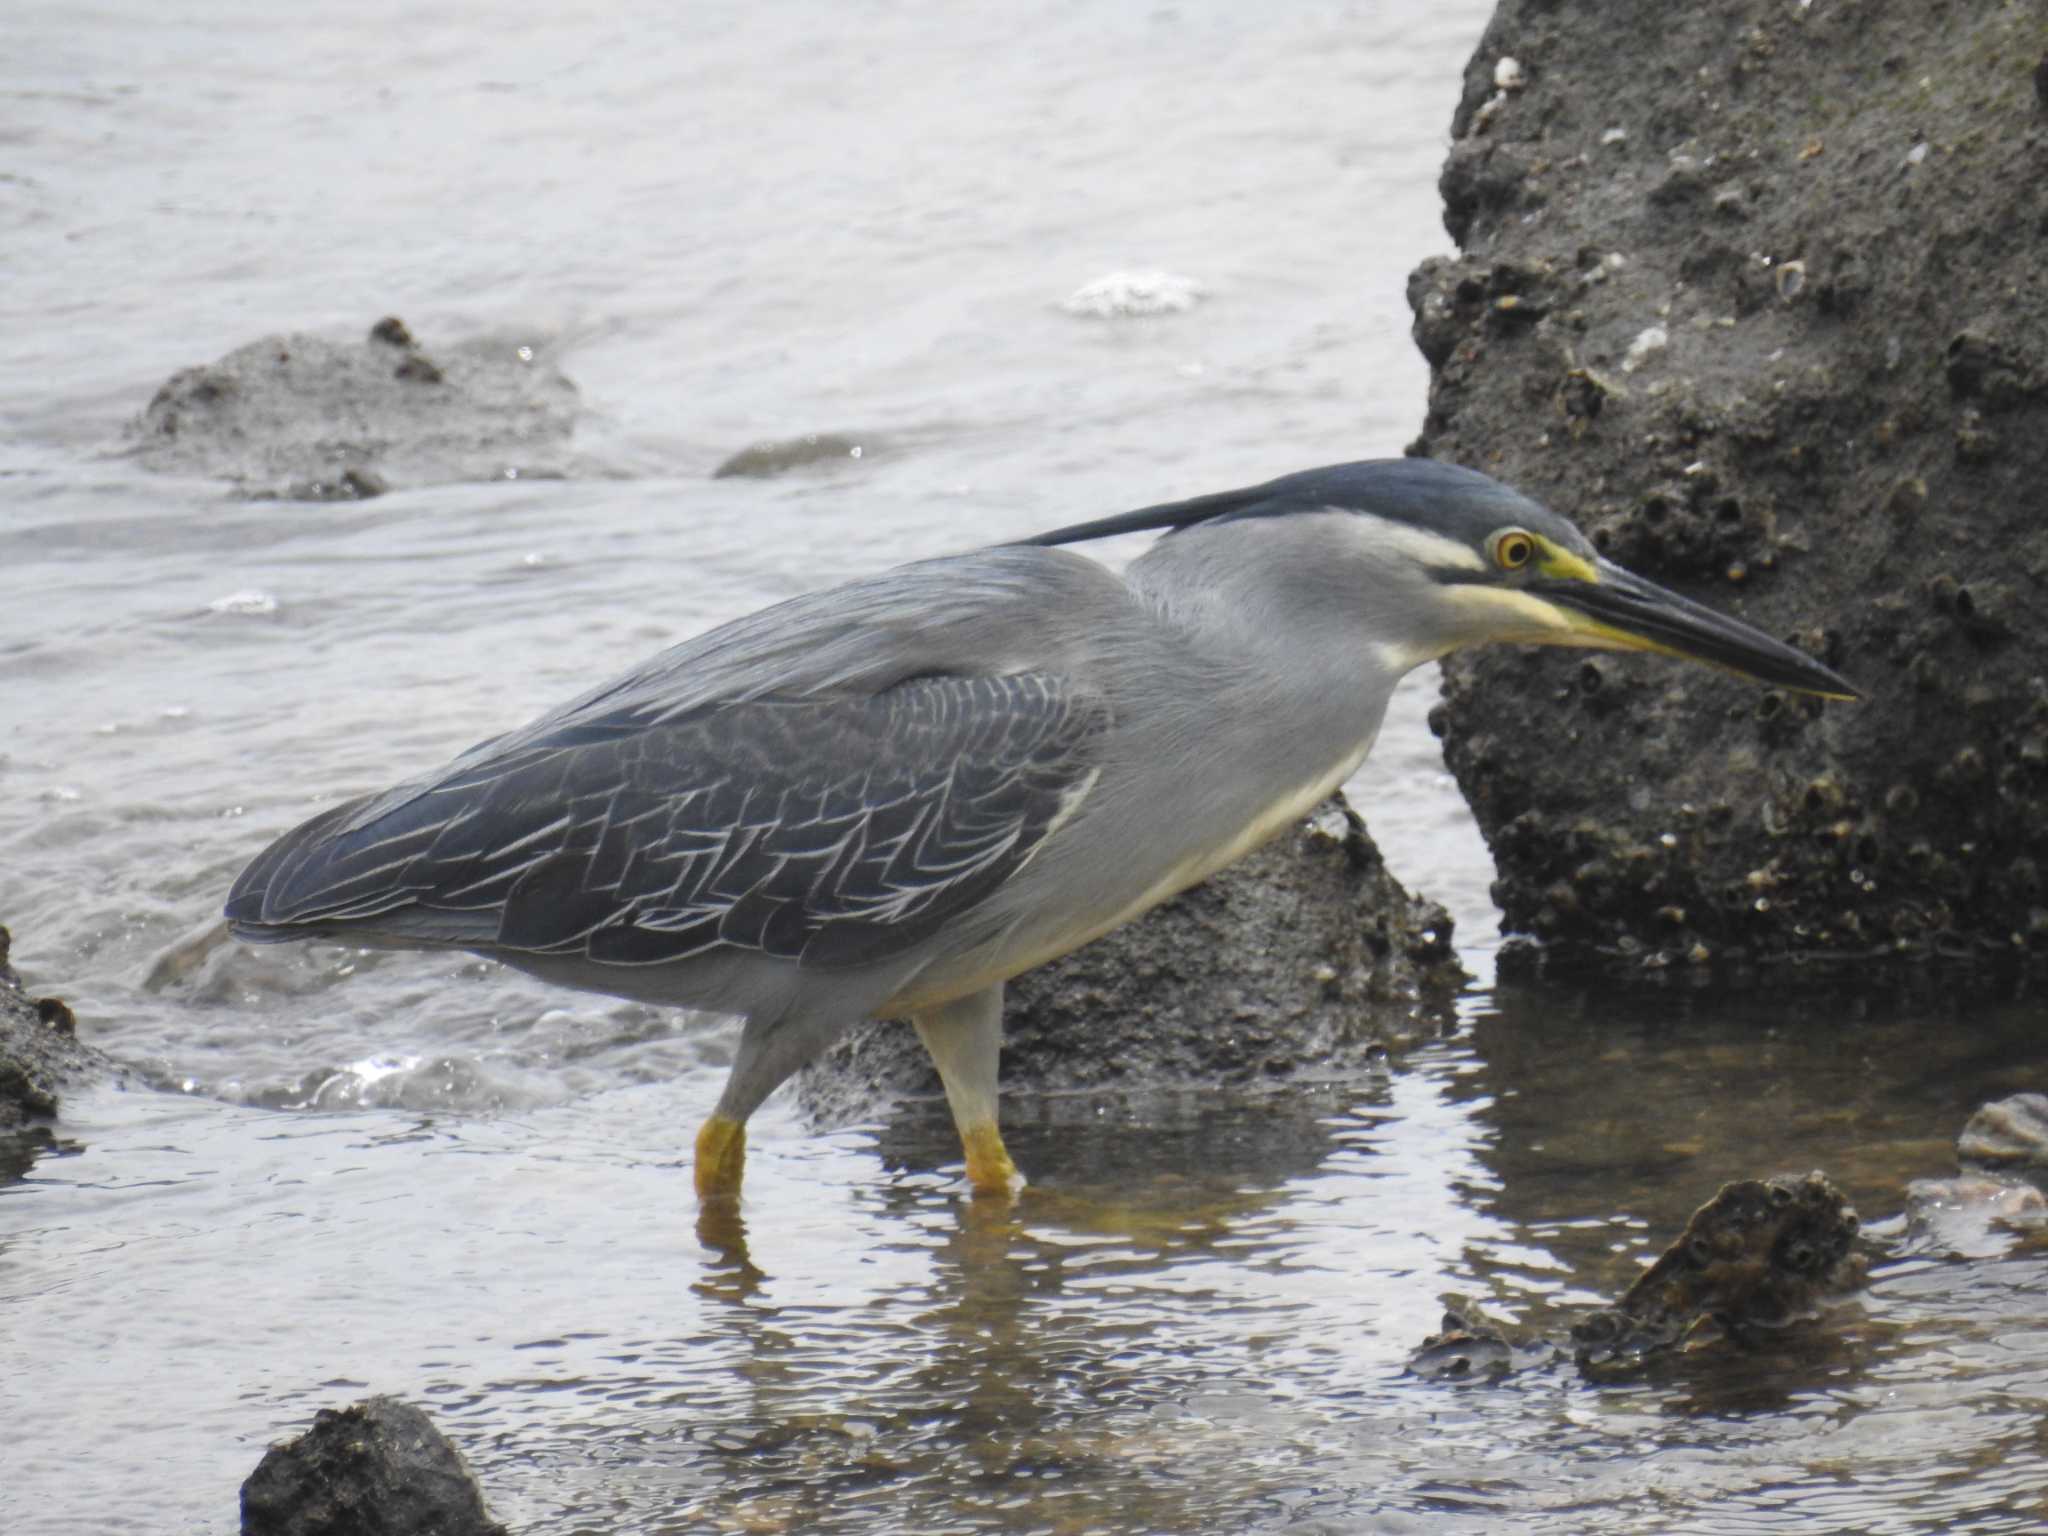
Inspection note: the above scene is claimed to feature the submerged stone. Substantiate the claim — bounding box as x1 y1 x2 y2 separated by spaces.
712 432 873 478
1902 1174 2048 1260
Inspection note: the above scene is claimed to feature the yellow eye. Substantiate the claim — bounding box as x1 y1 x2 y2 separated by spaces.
1491 530 1536 570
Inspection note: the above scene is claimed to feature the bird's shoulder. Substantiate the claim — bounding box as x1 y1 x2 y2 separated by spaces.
515 543 1129 739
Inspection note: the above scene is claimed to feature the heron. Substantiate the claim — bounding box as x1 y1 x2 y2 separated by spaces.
226 458 1855 1203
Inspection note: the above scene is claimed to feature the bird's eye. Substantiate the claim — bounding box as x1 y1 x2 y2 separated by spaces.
1491 530 1536 570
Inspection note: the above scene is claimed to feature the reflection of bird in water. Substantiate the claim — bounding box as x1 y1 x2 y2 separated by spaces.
227 460 1855 1206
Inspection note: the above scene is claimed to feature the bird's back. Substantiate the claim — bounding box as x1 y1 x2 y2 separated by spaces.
225 545 1145 994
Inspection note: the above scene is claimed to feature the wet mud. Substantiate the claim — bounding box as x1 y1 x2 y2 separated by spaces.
132 316 580 499
1407 0 2048 967
797 794 1463 1126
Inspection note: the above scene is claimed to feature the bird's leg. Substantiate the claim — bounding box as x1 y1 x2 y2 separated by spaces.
695 1007 852 1204
911 983 1024 1198
694 1115 747 1203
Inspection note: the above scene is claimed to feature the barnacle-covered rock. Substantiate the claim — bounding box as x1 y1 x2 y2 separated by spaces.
1570 1171 1864 1369
1409 0 2048 968
0 924 112 1185
1408 1171 1866 1382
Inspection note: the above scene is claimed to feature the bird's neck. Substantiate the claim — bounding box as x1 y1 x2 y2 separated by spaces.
1122 519 1405 811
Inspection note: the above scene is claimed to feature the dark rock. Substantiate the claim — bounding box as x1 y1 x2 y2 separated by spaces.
712 431 874 479
1945 329 2042 410
1408 0 2048 966
368 316 418 349
1572 1171 1864 1370
0 923 113 1185
241 1397 507 1536
1408 1171 1865 1381
134 318 578 499
796 794 1462 1122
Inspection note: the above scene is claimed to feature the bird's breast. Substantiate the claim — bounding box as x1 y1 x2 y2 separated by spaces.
886 719 1382 1014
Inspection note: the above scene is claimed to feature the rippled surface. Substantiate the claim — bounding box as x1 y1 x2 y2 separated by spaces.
5 3 2045 1533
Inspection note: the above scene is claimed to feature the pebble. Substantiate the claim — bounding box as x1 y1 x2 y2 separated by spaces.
1621 326 1669 373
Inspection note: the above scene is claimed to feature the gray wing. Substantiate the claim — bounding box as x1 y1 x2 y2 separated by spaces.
227 672 1110 971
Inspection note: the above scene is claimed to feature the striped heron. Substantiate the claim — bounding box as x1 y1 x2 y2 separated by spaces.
227 459 1855 1203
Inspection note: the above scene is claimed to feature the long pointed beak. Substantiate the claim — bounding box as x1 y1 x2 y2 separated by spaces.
1532 562 1860 700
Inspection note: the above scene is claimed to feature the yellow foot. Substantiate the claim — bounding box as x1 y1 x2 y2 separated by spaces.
962 1120 1026 1199
694 1114 747 1203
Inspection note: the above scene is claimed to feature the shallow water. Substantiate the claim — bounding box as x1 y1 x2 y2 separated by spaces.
4 3 2046 1533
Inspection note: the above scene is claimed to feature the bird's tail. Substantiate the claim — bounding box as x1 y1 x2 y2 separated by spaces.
223 794 376 942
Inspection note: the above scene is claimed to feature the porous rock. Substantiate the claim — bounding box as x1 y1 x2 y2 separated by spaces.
134 316 578 499
1409 0 2048 967
796 795 1462 1123
241 1397 507 1536
0 923 111 1185
1410 1170 1866 1381
1570 1170 1864 1369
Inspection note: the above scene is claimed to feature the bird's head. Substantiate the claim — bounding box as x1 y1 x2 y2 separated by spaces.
1023 458 1857 699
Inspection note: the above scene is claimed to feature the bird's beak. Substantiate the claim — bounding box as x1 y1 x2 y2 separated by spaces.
1530 561 1860 700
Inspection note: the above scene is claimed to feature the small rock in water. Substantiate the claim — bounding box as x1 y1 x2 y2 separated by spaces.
1408 1305 1530 1381
2 930 114 1185
241 1397 507 1536
277 466 389 502
1958 1093 2048 1171
1061 269 1206 319
712 432 872 479
135 317 579 498
1573 1171 1864 1370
